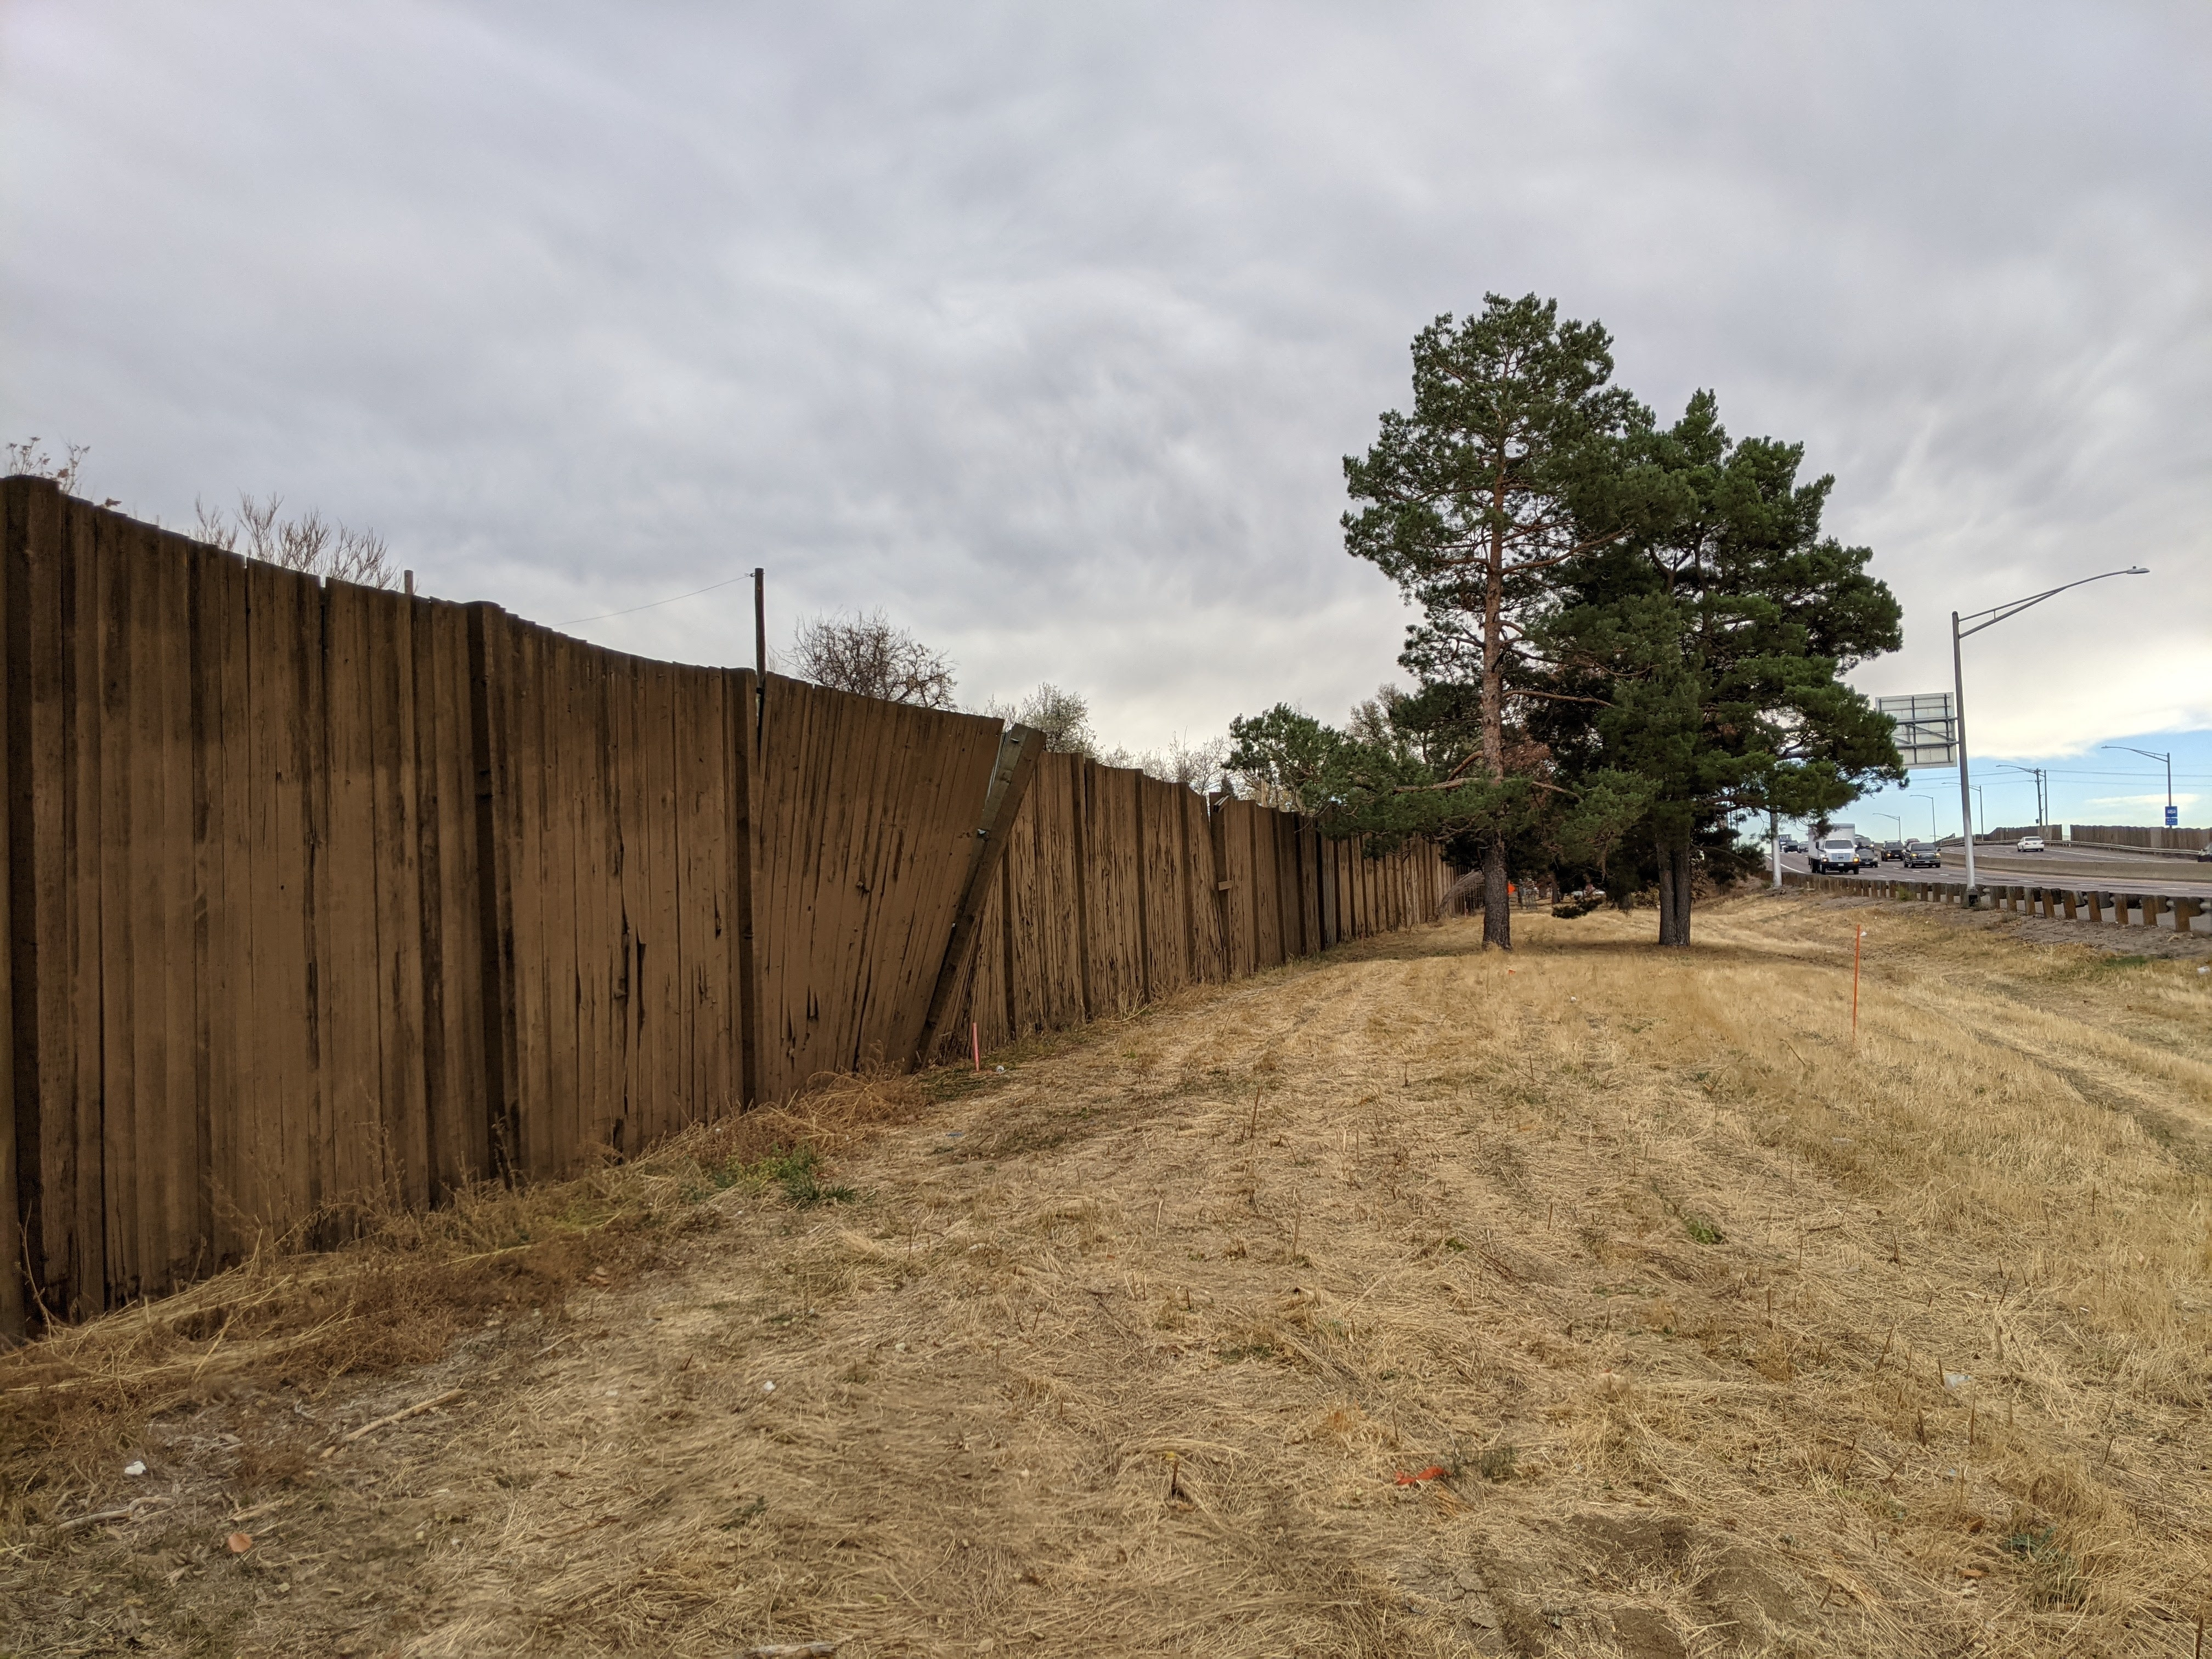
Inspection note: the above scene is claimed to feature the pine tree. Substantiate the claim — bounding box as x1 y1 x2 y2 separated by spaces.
1342 295 1647 949
1537 392 1904 944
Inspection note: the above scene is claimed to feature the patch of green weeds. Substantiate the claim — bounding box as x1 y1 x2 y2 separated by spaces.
719 1497 768 1531
1216 1340 1277 1363
1649 1180 1725 1245
1477 1444 1518 1482
737 1144 856 1206
1443 1237 1467 1252
2002 1526 2085 1607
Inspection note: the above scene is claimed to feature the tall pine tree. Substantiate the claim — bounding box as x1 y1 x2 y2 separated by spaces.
1342 295 1646 949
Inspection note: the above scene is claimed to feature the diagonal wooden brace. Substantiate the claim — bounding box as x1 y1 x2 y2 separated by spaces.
913 724 1045 1064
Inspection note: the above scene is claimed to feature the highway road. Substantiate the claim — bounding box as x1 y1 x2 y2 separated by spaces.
1776 843 2212 900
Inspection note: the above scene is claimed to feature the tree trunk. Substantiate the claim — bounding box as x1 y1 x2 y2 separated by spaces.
1655 834 1681 946
1483 833 1513 950
1656 841 1693 947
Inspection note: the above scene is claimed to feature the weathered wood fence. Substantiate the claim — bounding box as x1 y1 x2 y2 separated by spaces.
1 481 1449 1328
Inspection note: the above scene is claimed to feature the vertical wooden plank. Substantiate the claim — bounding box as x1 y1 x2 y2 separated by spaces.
571 648 616 1156
244 564 296 1240
318 582 383 1211
1212 802 1246 980
415 600 489 1195
366 585 428 1206
1297 821 1323 958
1193 794 1225 984
620 655 660 1127
729 668 760 1111
671 665 709 1131
296 568 337 1225
641 662 684 1137
1082 763 1144 1015
690 667 736 1120
0 483 20 1338
505 624 552 1175
93 508 143 1301
600 656 634 1135
536 630 583 1170
466 603 521 1179
18 488 97 1312
191 540 245 1267
144 526 200 1289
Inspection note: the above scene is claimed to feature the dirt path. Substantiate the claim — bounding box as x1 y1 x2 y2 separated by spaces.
11 895 2212 1657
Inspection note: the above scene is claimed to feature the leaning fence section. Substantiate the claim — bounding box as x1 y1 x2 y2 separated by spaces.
930 758 1452 1063
2 479 1454 1328
750 674 1009 1101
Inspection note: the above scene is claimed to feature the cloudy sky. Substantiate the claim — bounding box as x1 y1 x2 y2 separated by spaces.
5 2 2208 828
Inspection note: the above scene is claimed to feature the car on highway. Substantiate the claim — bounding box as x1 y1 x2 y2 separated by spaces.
1813 834 1861 873
1880 840 1905 861
1781 837 1804 854
1903 842 1942 868
2200 844 2212 864
2016 834 2046 853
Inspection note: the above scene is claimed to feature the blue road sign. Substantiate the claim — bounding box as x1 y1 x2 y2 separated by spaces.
2168 805 2180 828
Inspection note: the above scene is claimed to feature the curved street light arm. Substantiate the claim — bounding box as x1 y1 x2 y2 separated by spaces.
1956 567 2148 640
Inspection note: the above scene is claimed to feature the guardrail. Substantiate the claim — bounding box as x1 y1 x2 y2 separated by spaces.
1781 869 2210 935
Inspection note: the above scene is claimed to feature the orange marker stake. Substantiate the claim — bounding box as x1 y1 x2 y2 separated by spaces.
972 1021 982 1073
1852 927 1865 1043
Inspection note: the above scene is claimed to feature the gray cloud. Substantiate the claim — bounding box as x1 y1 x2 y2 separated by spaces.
5 1 2206 759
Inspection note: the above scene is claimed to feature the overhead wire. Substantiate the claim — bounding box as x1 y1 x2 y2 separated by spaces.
553 572 753 628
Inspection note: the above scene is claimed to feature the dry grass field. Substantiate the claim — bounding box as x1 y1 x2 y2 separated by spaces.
7 892 2212 1658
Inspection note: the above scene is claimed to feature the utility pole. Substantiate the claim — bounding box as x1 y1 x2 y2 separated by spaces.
1996 764 2050 834
752 567 767 744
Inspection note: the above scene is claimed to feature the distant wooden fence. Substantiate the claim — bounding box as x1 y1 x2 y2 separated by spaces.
2064 823 2210 854
0 480 1449 1328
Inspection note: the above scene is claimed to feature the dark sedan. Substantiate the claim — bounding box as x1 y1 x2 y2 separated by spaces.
1903 842 1942 869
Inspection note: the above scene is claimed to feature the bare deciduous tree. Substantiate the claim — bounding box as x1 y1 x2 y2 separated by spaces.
194 493 397 589
790 610 958 707
6 437 119 507
979 683 1095 755
981 684 1227 792
1131 732 1228 791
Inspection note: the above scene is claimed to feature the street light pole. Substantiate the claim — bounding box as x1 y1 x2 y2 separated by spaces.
1952 566 2148 898
1910 793 1938 841
2102 744 2174 835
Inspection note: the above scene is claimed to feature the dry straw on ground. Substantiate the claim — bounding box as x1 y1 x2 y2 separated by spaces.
5 893 2211 1657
